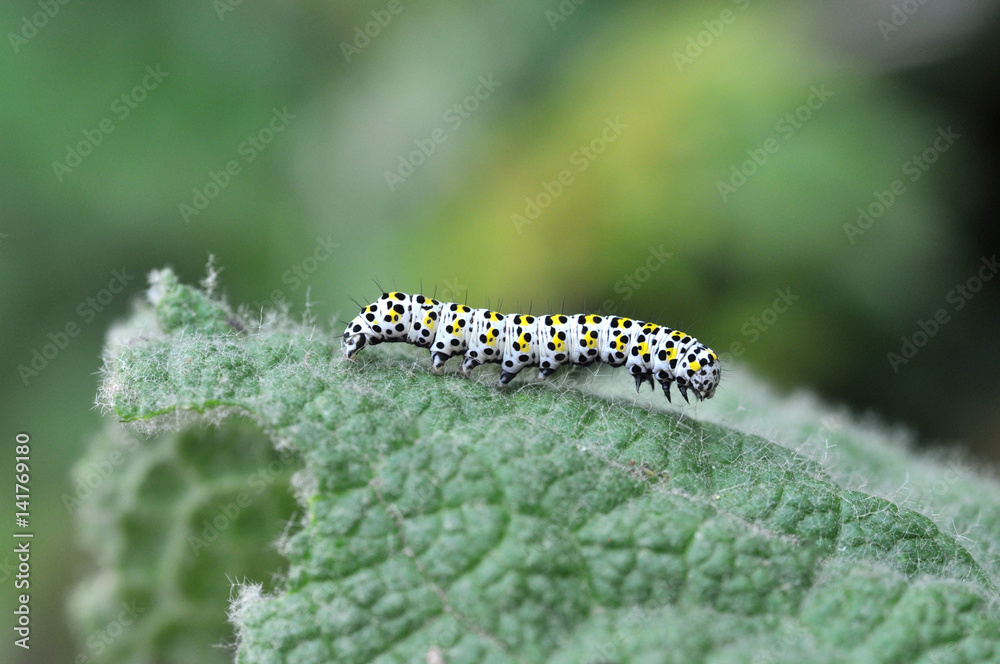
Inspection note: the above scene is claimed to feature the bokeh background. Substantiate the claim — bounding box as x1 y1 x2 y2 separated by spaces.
2 1 1000 662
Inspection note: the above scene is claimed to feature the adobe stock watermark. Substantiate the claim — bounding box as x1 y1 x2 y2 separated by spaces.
750 623 815 664
886 254 998 373
916 459 980 551
796 414 845 467
7 0 73 54
213 0 248 20
843 126 959 244
0 556 14 585
926 458 975 501
61 436 141 514
591 245 673 316
672 0 751 72
433 247 669 333
187 452 296 556
77 601 145 662
511 116 628 233
52 65 169 181
716 84 834 201
413 623 461 663
179 106 295 223
427 278 469 305
515 460 611 561
340 0 406 62
583 605 655 663
18 268 135 386
545 0 586 31
250 235 340 312
717 287 799 364
878 0 929 41
384 74 501 192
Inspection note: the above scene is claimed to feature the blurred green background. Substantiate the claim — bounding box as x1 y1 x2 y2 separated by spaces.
2 0 999 662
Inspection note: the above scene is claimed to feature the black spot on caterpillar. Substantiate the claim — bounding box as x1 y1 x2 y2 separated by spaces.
343 292 721 402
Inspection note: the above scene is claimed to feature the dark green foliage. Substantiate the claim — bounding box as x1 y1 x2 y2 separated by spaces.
69 420 297 664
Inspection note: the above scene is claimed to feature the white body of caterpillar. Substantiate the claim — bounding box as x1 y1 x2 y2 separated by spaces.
342 292 721 402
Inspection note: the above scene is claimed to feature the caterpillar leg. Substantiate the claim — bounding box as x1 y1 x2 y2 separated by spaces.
656 374 674 403
633 372 655 393
537 367 557 381
499 370 521 387
430 352 451 374
676 381 691 403
460 356 480 376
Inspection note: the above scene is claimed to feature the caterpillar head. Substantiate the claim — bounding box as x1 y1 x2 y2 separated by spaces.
676 346 721 401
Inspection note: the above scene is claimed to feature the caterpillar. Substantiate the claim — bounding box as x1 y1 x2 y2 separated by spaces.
342 292 721 402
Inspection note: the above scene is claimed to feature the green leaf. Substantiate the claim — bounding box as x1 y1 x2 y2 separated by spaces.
95 268 1000 664
68 420 297 664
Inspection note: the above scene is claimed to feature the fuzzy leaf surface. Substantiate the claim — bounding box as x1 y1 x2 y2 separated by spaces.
97 269 1000 664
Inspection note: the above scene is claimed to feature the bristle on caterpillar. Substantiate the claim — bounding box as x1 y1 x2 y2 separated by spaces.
342 292 721 403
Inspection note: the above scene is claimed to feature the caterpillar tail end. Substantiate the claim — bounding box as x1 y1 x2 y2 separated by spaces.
342 333 367 361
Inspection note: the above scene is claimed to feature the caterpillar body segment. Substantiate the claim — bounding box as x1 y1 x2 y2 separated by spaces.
342 292 721 402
